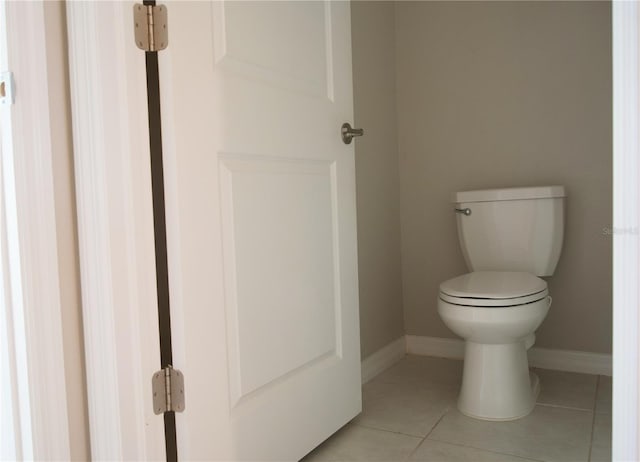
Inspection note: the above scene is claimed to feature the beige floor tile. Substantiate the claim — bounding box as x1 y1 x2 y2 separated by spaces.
303 358 610 462
589 412 611 462
594 376 611 415
428 405 593 462
372 355 463 388
534 368 598 410
409 439 540 462
301 423 422 462
354 379 458 437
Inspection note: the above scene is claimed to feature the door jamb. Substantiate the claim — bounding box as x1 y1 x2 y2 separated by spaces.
0 1 70 458
66 2 165 460
612 1 640 459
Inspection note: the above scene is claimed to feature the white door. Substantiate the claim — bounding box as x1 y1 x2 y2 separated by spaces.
157 1 361 460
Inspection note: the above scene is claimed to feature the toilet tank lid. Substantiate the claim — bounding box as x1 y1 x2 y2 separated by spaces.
453 185 566 203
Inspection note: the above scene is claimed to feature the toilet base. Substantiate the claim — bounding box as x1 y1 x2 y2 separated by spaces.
457 341 539 421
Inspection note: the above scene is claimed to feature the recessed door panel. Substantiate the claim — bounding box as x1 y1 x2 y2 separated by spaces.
212 1 334 99
219 155 341 405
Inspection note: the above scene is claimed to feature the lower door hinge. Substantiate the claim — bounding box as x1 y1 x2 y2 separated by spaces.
152 365 185 415
133 4 168 52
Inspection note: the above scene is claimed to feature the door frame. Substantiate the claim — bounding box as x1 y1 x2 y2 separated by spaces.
66 2 165 460
0 0 71 458
612 1 640 459
67 1 639 459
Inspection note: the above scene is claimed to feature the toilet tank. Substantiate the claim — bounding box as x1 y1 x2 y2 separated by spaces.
454 186 566 277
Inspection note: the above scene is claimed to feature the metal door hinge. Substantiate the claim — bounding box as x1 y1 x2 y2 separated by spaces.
133 4 168 52
0 72 15 105
152 365 185 414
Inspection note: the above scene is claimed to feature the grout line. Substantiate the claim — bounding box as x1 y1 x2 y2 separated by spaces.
593 375 601 414
423 407 450 440
404 408 450 461
535 402 597 413
352 422 424 439
350 422 428 461
587 375 601 462
425 436 548 462
403 436 428 461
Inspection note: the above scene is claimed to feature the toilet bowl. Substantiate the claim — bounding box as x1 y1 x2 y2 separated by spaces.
437 185 566 421
438 271 551 420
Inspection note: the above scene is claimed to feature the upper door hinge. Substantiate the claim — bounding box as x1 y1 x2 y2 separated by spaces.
0 71 15 105
133 4 168 52
152 365 185 415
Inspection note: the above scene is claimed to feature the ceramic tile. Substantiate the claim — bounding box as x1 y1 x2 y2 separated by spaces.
301 423 422 462
409 439 539 462
589 412 611 462
372 355 463 388
534 368 598 410
354 379 457 437
594 376 611 415
428 405 593 462
304 357 611 462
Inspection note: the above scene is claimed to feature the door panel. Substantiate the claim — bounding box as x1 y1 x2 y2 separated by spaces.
158 2 360 460
212 1 333 99
219 155 341 404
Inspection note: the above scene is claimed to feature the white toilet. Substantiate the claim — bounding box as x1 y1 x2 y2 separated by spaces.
438 185 566 421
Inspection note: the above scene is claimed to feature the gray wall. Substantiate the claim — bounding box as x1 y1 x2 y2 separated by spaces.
351 1 405 359
395 1 612 353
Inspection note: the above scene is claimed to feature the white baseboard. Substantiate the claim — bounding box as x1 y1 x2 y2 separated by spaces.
406 335 464 359
405 335 612 377
528 347 612 376
361 336 406 384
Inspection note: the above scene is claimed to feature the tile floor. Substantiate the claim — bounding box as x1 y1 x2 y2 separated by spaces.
303 355 612 462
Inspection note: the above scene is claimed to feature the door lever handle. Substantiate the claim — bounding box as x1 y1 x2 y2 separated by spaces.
341 123 364 144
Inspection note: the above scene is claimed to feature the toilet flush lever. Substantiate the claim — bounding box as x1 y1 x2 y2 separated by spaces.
455 207 472 216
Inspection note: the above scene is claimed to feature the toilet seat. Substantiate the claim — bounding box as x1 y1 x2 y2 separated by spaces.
439 271 548 307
